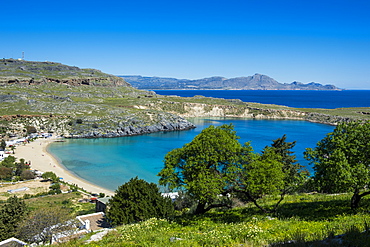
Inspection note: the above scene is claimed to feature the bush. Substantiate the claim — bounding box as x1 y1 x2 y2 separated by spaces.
106 177 174 226
20 170 35 180
26 126 37 134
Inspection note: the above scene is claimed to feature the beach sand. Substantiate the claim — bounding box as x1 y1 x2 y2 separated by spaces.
14 137 114 196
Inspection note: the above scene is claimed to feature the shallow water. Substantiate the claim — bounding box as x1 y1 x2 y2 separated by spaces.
48 118 334 191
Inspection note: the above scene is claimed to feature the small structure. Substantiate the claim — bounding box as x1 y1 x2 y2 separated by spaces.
0 151 9 161
162 192 179 202
95 197 111 213
76 212 110 232
0 237 28 246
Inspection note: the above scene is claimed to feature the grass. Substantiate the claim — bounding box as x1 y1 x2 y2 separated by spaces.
52 193 370 246
24 191 95 216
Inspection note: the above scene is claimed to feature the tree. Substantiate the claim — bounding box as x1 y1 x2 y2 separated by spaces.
305 121 370 209
1 155 16 168
159 124 293 214
0 196 28 241
106 177 174 226
42 171 59 182
0 139 6 150
0 166 12 180
49 183 62 194
15 158 28 176
16 207 75 245
20 170 35 180
233 147 286 213
268 134 307 193
158 124 252 214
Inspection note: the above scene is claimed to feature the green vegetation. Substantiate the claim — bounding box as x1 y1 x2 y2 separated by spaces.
305 121 370 209
54 193 370 246
24 191 95 215
1 61 370 246
0 156 34 181
107 177 174 226
0 191 95 242
159 124 302 214
0 196 27 241
17 206 76 245
42 171 59 182
0 59 124 84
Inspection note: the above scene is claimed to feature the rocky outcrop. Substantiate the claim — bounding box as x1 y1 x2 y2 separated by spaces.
0 112 195 139
65 113 196 138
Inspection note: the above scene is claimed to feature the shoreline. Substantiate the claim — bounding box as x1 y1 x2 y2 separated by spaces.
14 137 114 196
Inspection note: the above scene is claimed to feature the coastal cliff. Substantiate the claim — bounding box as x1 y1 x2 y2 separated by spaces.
145 100 352 125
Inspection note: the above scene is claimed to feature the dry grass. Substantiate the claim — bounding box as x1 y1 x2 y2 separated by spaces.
0 179 51 200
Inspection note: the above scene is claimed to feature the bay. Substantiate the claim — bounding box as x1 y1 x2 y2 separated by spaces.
153 90 370 109
48 118 334 192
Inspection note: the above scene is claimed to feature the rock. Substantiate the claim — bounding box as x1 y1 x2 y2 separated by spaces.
170 237 183 242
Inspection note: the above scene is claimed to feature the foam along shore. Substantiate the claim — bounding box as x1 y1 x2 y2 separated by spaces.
14 136 114 196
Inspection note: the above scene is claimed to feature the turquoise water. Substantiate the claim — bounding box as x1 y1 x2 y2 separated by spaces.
48 118 334 192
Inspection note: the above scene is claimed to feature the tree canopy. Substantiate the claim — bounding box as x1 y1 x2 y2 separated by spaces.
305 121 370 209
158 124 296 214
42 171 59 182
106 177 174 226
0 196 28 241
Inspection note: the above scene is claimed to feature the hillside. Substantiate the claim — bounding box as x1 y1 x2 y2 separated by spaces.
120 73 340 90
0 60 367 139
0 59 129 87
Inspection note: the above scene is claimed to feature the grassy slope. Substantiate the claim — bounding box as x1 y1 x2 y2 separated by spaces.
54 193 370 246
0 59 116 81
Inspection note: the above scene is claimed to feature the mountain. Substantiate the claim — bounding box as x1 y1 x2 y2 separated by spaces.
120 74 340 90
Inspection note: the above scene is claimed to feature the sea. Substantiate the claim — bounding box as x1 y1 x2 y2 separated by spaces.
48 90 370 192
153 90 370 109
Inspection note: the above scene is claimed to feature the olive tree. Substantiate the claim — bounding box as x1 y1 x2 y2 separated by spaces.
159 124 289 214
305 121 370 209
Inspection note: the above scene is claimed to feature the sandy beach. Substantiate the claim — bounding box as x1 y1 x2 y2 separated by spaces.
14 137 114 196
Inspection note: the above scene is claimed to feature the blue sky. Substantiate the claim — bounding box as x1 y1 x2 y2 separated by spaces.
1 0 370 89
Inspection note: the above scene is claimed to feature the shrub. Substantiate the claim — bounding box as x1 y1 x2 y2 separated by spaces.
106 177 174 226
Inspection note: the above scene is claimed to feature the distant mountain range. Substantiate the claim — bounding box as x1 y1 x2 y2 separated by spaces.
119 74 341 90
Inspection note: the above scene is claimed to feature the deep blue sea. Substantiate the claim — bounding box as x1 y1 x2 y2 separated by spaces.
154 90 370 108
48 90 369 192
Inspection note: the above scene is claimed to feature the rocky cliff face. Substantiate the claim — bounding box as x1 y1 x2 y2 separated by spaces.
146 101 351 125
0 112 196 139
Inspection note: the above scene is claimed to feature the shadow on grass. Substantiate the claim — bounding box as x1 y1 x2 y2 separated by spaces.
271 227 370 247
174 194 370 225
